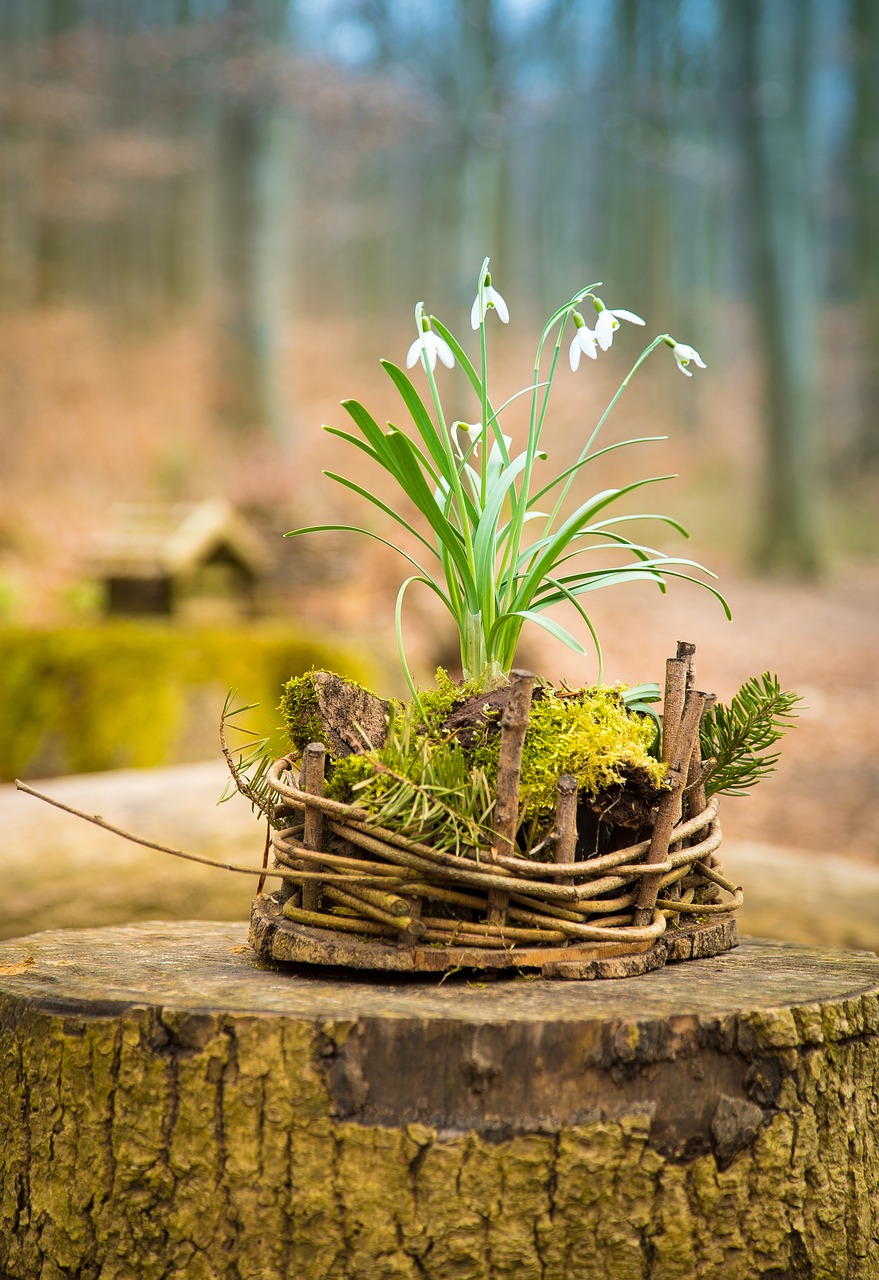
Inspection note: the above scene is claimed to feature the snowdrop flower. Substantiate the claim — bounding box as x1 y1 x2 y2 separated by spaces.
454 422 512 460
406 317 455 373
592 298 646 351
666 339 707 377
471 270 509 329
455 421 484 457
569 311 599 371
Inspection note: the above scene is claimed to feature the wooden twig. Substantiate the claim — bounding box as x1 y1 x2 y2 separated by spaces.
632 687 708 926
487 670 535 925
662 654 690 767
553 774 579 886
272 839 408 878
322 885 424 935
665 642 697 901
419 916 568 943
15 781 302 883
330 820 581 900
281 903 398 937
256 819 271 897
300 742 326 911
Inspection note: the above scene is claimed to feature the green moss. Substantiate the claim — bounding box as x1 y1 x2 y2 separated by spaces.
415 668 481 731
278 671 329 755
323 677 667 852
461 683 666 826
324 751 377 802
518 687 667 819
278 669 392 765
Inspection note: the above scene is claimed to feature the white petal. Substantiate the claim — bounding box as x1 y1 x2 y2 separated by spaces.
489 287 510 323
569 336 581 371
580 329 598 359
435 335 455 368
470 295 482 330
610 308 645 326
672 341 706 373
594 311 615 350
405 338 422 369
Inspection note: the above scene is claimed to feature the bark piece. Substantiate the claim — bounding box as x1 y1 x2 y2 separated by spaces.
289 670 390 758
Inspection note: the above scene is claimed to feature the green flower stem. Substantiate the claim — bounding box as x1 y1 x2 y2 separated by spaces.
500 320 566 616
543 334 671 537
422 341 477 587
496 287 596 597
479 314 489 508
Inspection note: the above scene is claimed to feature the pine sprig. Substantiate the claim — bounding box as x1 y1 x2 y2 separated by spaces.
345 707 496 856
219 691 277 822
699 673 801 798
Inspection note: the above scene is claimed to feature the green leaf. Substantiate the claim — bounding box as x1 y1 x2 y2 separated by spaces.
380 361 457 484
323 426 382 466
284 522 450 601
379 436 477 596
622 683 662 705
429 317 498 424
489 607 587 654
512 476 674 597
472 452 528 594
318 475 442 558
527 437 668 508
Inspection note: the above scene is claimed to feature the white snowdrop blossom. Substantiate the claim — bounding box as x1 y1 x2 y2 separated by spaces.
406 320 455 373
454 421 511 460
455 421 484 458
592 299 646 351
669 341 707 377
569 311 599 371
470 272 510 329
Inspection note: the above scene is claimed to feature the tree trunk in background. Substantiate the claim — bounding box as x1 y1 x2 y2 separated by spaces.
455 0 505 285
850 0 879 468
215 0 293 436
727 0 823 576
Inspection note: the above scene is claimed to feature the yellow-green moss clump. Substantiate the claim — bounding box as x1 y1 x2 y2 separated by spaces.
278 671 329 755
517 686 666 819
320 673 666 851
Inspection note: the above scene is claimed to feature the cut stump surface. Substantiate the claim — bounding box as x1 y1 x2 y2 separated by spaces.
2 921 879 1279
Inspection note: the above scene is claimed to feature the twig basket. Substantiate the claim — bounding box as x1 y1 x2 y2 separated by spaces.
249 648 742 979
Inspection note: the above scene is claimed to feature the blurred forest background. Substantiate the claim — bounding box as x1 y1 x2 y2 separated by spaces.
3 0 879 946
3 0 879 591
2 0 879 767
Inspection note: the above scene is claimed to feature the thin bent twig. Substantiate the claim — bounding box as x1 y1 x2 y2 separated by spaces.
14 780 295 883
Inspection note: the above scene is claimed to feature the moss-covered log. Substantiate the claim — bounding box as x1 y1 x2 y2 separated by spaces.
2 923 879 1278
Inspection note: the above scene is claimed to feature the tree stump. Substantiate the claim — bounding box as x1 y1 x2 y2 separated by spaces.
2 923 878 1280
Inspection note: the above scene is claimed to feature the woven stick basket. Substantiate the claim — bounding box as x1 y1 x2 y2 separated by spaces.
249 648 742 979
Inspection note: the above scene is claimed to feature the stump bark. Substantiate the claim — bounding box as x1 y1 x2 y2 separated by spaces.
1 922 879 1280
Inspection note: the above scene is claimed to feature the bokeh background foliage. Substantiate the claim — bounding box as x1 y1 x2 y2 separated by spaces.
3 2 879 952
1 0 878 780
1 0 878 579
0 624 372 780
